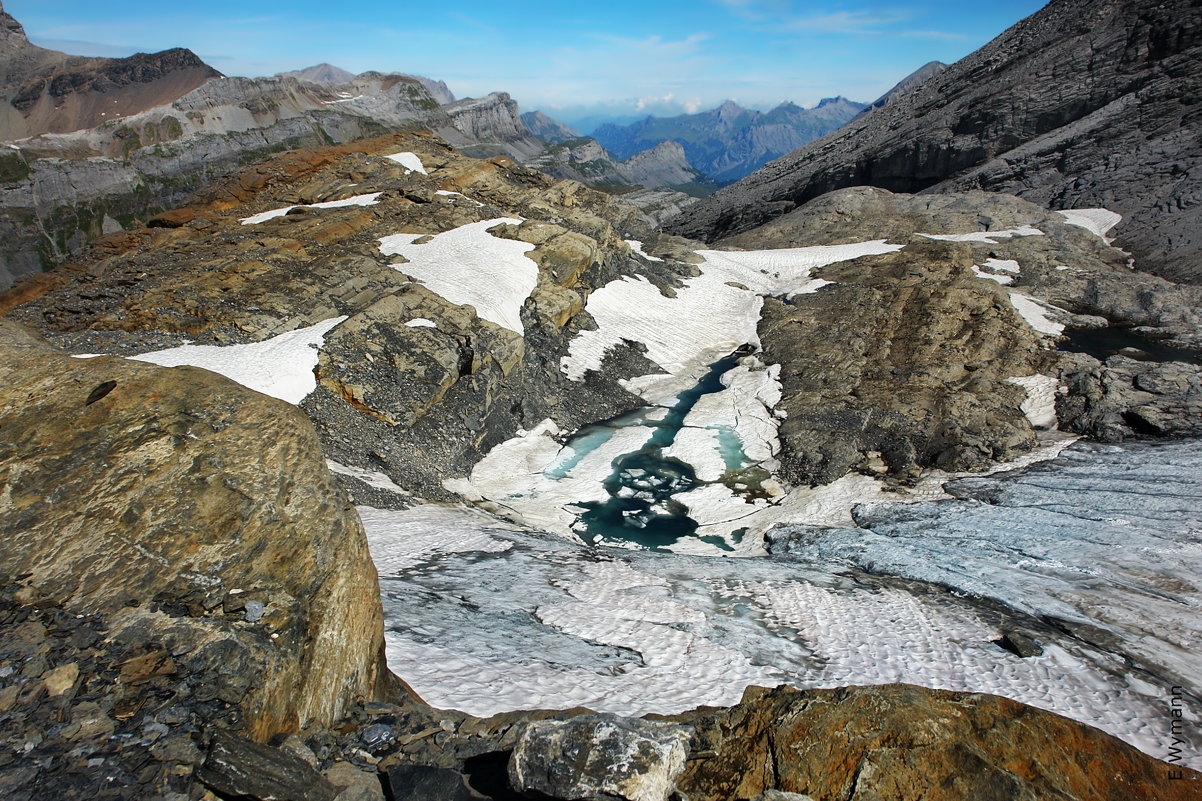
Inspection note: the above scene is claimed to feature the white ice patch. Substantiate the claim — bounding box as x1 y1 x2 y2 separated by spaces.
131 317 346 404
387 152 428 174
239 192 383 225
326 460 409 495
625 240 664 262
379 219 536 335
917 226 1044 243
562 240 902 394
1005 374 1060 429
1059 208 1122 242
1008 292 1067 336
435 190 484 206
405 318 437 328
971 266 1014 285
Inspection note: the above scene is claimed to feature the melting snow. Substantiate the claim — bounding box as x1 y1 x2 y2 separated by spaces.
917 226 1044 243
239 192 383 225
405 318 437 328
1008 292 1067 336
625 240 663 262
379 219 536 335
327 460 409 495
387 152 428 174
1005 374 1061 429
561 240 902 395
131 317 346 404
1059 208 1122 242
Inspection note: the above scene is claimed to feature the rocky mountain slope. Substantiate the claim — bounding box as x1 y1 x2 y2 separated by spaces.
520 109 580 143
593 97 866 182
278 63 357 85
856 60 948 115
2 120 1201 798
0 1 220 141
667 0 1202 286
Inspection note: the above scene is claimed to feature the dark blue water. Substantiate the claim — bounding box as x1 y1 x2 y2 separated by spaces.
576 355 743 549
1059 327 1202 366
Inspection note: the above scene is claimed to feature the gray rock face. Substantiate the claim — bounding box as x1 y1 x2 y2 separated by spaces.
521 109 581 143
594 97 866 182
667 0 1202 285
616 140 704 187
508 714 693 801
198 732 338 801
445 92 546 160
278 63 357 84
856 60 948 116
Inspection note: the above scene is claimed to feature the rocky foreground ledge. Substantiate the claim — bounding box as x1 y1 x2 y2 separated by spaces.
1 321 1198 800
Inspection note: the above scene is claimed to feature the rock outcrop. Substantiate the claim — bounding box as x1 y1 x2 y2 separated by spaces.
2 131 676 501
856 60 948 116
445 92 546 161
593 97 866 182
670 684 1201 801
509 715 693 801
0 1 220 141
0 319 385 740
667 0 1202 285
727 187 1202 484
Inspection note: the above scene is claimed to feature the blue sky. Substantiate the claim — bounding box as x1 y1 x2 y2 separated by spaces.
10 1 1047 125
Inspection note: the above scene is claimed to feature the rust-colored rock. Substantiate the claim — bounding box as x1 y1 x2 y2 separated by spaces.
670 684 1201 801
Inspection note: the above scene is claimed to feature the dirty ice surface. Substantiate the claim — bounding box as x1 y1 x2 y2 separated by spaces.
367 437 1202 768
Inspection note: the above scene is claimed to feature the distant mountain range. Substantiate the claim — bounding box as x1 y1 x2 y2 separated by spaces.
589 97 866 182
667 0 1202 285
0 1 221 141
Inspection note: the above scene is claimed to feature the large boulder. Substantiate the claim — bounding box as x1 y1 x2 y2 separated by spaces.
0 319 384 739
672 684 1201 801
508 714 693 801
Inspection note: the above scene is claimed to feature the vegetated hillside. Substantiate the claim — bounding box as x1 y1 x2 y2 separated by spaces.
0 1 221 140
666 0 1202 285
593 97 865 182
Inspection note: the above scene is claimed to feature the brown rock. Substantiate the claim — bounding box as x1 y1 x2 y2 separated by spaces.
0 320 384 739
671 684 1201 801
41 662 79 697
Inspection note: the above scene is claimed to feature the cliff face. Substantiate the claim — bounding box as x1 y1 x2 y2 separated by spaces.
667 0 1202 285
444 92 546 160
0 320 384 740
0 2 221 141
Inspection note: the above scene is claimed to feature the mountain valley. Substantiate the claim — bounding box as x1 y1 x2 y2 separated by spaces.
1 1 1201 800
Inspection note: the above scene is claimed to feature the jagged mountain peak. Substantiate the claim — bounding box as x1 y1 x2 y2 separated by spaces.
0 1 26 41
